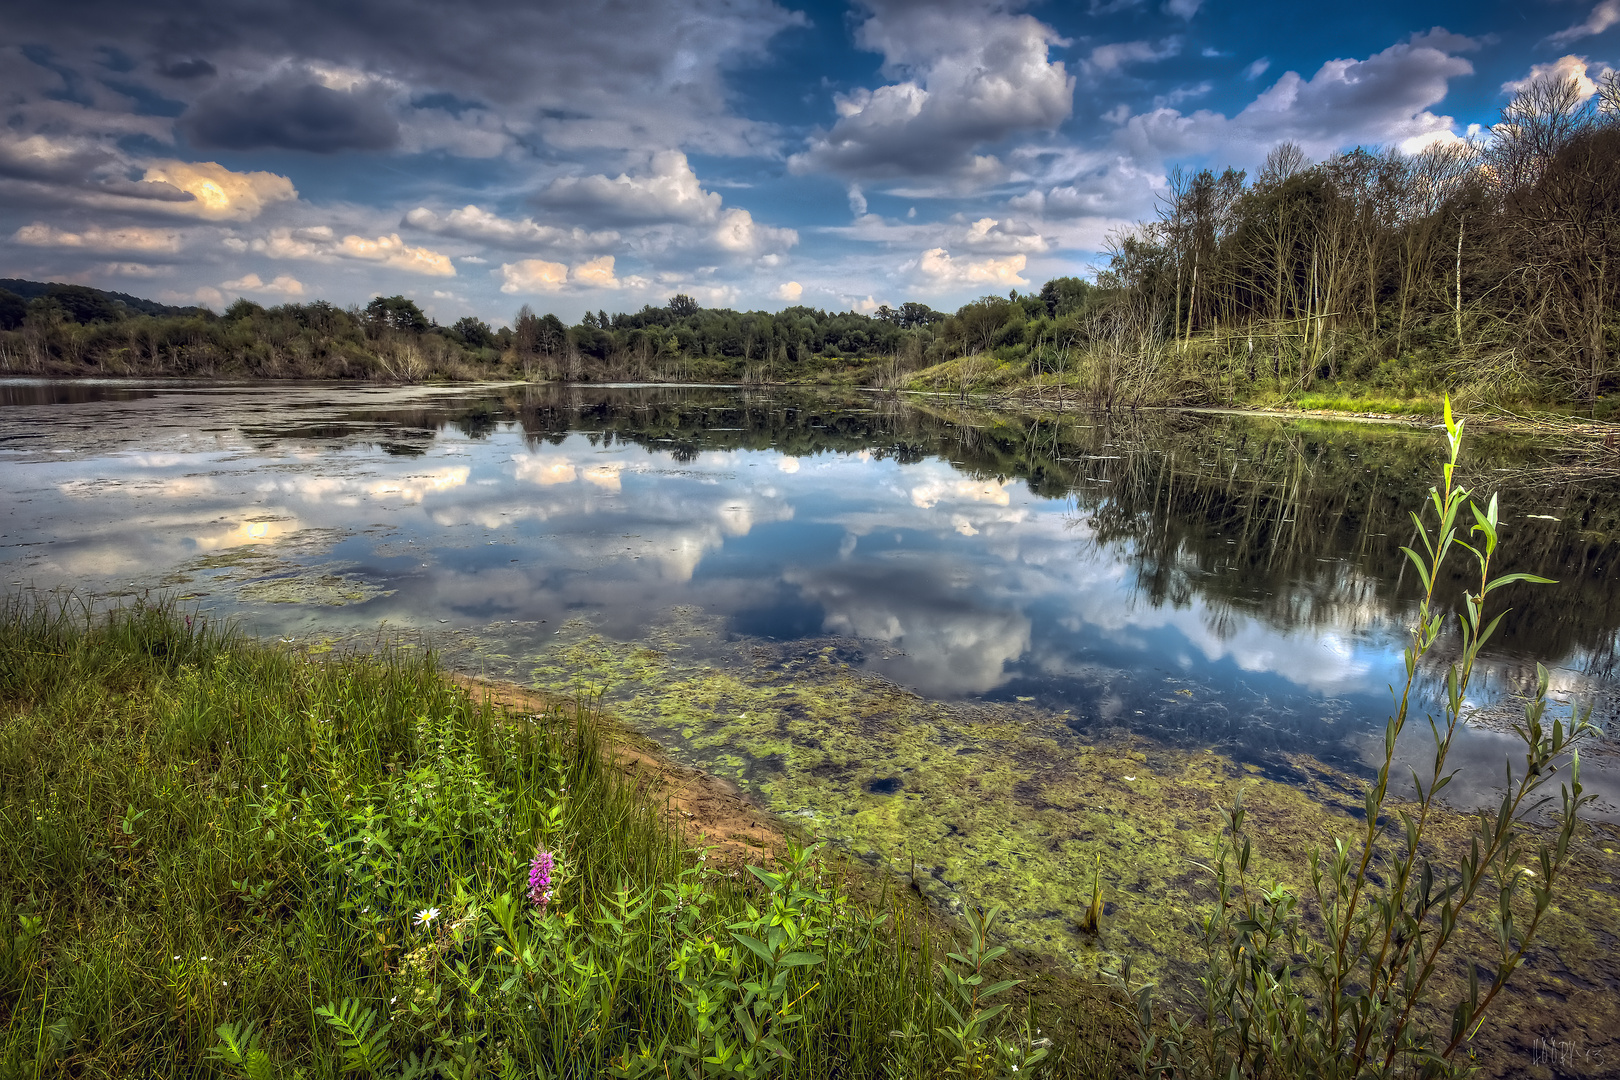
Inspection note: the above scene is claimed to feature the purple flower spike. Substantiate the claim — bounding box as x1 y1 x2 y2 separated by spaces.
528 848 555 912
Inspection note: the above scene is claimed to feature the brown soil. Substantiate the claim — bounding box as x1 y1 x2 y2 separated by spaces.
450 673 788 868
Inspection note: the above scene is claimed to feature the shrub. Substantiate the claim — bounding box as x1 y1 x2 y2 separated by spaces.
1120 400 1597 1079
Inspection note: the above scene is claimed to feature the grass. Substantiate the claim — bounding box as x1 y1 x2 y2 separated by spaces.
0 592 1092 1079
1286 391 1446 417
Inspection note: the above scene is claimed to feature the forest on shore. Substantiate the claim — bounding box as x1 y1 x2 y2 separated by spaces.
3 71 1618 414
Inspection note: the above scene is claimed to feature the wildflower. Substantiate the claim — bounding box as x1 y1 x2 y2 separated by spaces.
415 907 440 928
528 847 556 912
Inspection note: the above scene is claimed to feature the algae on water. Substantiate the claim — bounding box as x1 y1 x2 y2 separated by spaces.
521 613 1384 980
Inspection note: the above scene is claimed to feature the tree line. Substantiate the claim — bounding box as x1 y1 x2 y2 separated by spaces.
1083 69 1620 406
0 271 1095 386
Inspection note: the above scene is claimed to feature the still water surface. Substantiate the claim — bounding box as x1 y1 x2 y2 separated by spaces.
2 380 1616 822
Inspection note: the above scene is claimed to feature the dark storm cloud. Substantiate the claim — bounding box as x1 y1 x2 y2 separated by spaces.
0 135 115 183
96 178 196 202
5 0 805 155
157 57 216 79
183 71 400 153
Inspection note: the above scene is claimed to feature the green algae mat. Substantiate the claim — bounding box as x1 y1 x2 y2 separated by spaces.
517 615 1620 1079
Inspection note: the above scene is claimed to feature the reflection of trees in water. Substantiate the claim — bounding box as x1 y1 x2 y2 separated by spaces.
1085 419 1413 641
1416 630 1620 729
277 384 1620 671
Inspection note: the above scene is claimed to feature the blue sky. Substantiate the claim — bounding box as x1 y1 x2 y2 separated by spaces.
2 0 1616 326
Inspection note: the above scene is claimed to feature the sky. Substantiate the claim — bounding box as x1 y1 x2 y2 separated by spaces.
1 0 1616 326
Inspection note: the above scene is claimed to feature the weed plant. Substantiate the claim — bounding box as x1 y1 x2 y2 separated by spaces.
1120 400 1598 1079
0 594 1048 1078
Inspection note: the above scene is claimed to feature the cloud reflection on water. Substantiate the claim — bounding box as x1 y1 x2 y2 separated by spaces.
3 383 1614 806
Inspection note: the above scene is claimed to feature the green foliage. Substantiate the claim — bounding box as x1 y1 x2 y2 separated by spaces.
316 999 392 1076
449 316 496 350
1039 277 1093 319
934 905 1048 1079
211 1021 277 1080
0 288 24 332
0 277 205 319
367 295 431 333
0 593 1055 1078
1120 399 1598 1079
1079 858 1104 936
42 283 124 324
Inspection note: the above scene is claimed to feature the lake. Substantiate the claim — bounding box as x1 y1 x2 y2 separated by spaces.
2 379 1617 968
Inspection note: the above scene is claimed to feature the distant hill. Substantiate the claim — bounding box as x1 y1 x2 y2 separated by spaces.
0 279 211 326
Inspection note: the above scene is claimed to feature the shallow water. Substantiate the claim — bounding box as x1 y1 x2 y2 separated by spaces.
1 379 1616 818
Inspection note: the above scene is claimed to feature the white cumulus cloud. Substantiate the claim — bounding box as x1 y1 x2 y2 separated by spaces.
403 205 620 251
788 0 1074 184
915 247 1028 287
1119 28 1479 166
1502 55 1605 100
13 222 182 253
572 255 620 288
240 226 454 275
1547 1 1620 47
961 216 1047 253
140 161 298 221
712 207 798 255
222 272 306 296
540 150 722 223
499 258 569 294
336 233 456 275
497 256 633 293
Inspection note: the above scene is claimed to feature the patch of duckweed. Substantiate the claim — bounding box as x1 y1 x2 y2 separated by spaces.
521 615 1620 1063
157 527 357 601
238 570 395 606
523 621 1353 980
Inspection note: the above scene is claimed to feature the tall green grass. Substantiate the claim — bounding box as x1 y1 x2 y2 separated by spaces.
0 593 1069 1079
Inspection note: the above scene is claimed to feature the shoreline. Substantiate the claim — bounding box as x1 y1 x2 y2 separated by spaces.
449 672 789 869
5 590 1617 1079
11 371 1620 444
453 653 1620 1080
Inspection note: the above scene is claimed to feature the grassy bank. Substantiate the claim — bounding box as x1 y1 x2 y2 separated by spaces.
899 352 1620 427
0 594 1074 1079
